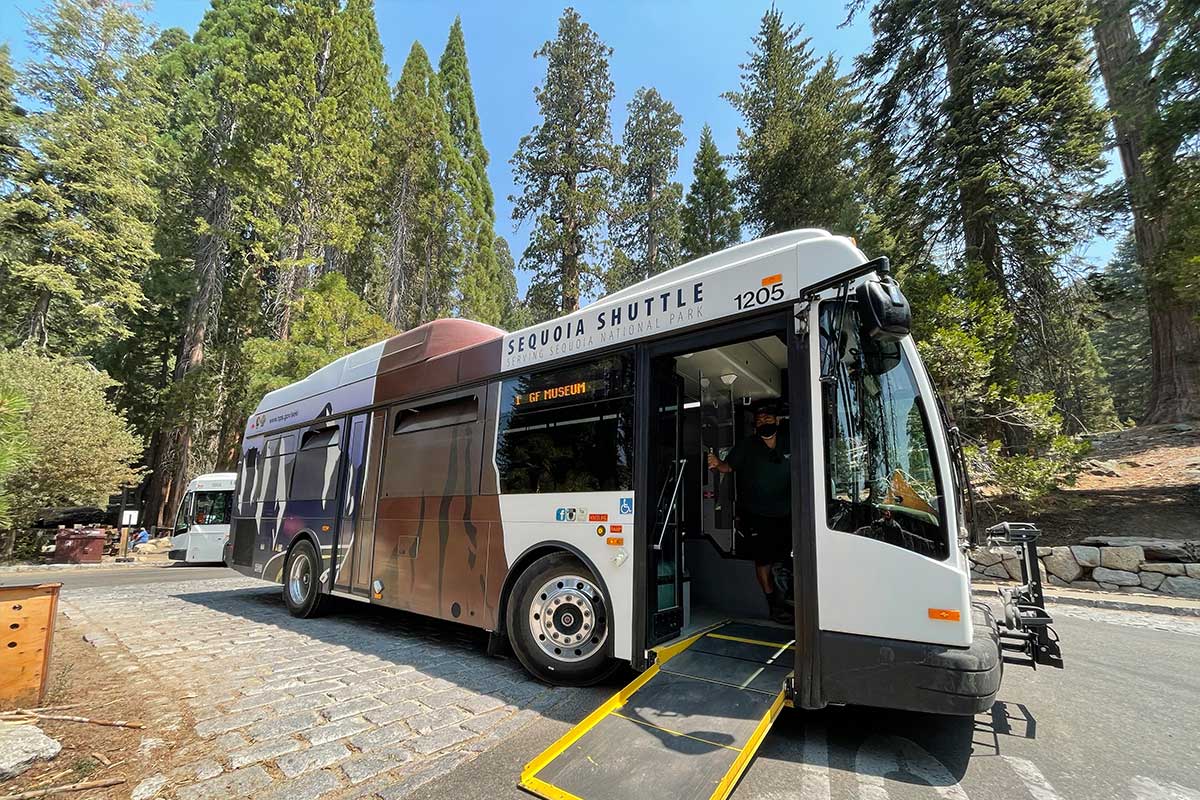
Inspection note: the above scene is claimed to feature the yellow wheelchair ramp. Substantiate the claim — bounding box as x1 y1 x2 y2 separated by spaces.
520 622 793 800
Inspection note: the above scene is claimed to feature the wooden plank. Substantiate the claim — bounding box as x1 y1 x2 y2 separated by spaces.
0 583 61 710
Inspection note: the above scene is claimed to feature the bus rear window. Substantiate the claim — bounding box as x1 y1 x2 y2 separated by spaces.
193 491 232 526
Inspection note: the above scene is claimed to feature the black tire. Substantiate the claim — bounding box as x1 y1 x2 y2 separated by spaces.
282 538 326 618
506 552 618 686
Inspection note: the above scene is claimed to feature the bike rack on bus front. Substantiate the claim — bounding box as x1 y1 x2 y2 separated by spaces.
986 522 1064 669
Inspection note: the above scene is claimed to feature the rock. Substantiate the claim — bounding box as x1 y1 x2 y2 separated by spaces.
1099 546 1145 572
1187 564 1200 579
0 725 61 780
1036 547 1052 557
1118 586 1156 595
1081 537 1196 562
1139 572 1166 591
132 774 168 800
982 564 1010 580
1047 575 1070 587
1083 458 1122 477
1161 576 1200 598
1092 567 1141 586
1043 547 1083 582
1098 582 1119 591
970 549 1004 567
1070 580 1102 591
1003 558 1024 581
1139 563 1185 576
1171 423 1194 432
1069 546 1101 568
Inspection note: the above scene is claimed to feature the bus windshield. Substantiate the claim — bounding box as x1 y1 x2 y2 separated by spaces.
819 301 947 560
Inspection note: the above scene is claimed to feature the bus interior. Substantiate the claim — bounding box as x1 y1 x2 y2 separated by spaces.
649 331 793 641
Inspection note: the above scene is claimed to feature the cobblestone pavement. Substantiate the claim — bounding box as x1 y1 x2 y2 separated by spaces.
60 577 583 800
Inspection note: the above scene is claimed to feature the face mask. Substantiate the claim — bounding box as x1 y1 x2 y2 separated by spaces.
757 423 778 439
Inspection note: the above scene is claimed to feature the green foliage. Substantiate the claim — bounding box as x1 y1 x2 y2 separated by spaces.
242 274 395 413
0 0 164 351
680 124 741 260
725 10 862 236
0 387 31 530
380 41 462 329
440 18 506 326
608 87 685 291
0 349 142 533
510 7 619 316
1089 238 1152 422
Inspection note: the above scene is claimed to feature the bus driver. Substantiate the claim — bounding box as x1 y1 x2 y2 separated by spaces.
706 401 794 625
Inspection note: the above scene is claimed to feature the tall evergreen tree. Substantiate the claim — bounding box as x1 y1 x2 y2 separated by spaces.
853 0 1116 437
380 42 461 329
1089 238 1152 422
725 10 862 237
680 124 741 260
609 86 685 291
0 0 164 351
510 8 619 316
1092 0 1200 422
439 17 504 326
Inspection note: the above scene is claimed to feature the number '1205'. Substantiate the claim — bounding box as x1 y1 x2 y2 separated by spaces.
735 283 785 310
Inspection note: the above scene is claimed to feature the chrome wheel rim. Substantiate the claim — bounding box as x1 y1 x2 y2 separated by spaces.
529 574 607 663
288 550 312 606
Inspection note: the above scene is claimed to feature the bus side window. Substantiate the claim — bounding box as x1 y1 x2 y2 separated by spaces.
291 424 342 502
240 447 258 508
496 352 635 494
174 493 193 532
383 394 482 498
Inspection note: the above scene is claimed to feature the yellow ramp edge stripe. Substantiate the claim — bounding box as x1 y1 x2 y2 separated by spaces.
705 632 796 651
710 687 788 800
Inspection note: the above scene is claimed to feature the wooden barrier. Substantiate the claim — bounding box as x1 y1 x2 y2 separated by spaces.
0 583 61 710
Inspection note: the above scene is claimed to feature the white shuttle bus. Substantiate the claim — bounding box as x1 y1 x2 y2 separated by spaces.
169 472 236 563
227 231 1061 800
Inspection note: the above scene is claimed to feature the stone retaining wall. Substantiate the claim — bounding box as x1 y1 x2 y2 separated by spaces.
968 538 1200 599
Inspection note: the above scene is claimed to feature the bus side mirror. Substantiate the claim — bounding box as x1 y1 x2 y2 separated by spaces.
856 274 911 341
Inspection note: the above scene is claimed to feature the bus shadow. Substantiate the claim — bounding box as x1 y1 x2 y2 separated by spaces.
173 584 626 726
748 699 1035 791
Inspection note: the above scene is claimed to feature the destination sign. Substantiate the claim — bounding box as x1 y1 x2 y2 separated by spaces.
512 380 591 407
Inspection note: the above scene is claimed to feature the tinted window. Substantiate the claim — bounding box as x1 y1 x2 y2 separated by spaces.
291 424 342 502
820 303 947 559
193 491 232 525
497 353 635 493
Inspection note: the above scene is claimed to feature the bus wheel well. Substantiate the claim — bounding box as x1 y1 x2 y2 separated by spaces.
284 531 324 578
496 543 610 639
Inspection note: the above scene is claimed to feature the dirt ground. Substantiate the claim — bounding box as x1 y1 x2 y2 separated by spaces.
1001 424 1200 547
1 613 202 799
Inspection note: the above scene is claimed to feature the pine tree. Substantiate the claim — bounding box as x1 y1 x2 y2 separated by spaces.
608 87 685 291
1089 238 1152 422
510 8 619 315
0 0 164 351
439 17 503 326
680 124 741 260
724 10 862 237
1092 0 1200 422
853 0 1116 441
495 235 521 330
380 42 461 329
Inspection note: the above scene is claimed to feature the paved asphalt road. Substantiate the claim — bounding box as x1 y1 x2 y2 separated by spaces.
8 566 1199 799
0 563 236 589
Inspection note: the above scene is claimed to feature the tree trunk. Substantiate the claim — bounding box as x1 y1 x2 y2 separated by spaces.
939 0 1004 295
1093 0 1200 422
24 290 50 349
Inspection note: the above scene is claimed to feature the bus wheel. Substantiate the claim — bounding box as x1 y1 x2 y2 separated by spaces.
506 552 617 686
283 539 326 618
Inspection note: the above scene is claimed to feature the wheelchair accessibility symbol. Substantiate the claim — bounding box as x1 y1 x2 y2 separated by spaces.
619 497 634 515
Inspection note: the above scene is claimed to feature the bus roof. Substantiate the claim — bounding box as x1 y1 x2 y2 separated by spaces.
187 473 237 492
245 229 869 438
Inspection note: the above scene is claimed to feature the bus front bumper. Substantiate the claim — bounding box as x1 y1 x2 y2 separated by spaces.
819 604 1002 716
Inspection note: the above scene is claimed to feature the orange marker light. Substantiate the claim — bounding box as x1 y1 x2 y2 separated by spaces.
762 273 783 287
928 608 961 622
606 537 624 546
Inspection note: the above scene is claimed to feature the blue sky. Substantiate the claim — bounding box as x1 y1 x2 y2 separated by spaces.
0 1 1115 296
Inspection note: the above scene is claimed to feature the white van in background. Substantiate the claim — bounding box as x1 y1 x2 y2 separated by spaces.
169 473 236 563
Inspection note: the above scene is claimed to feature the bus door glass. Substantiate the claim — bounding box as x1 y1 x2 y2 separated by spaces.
649 356 685 643
333 414 368 593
